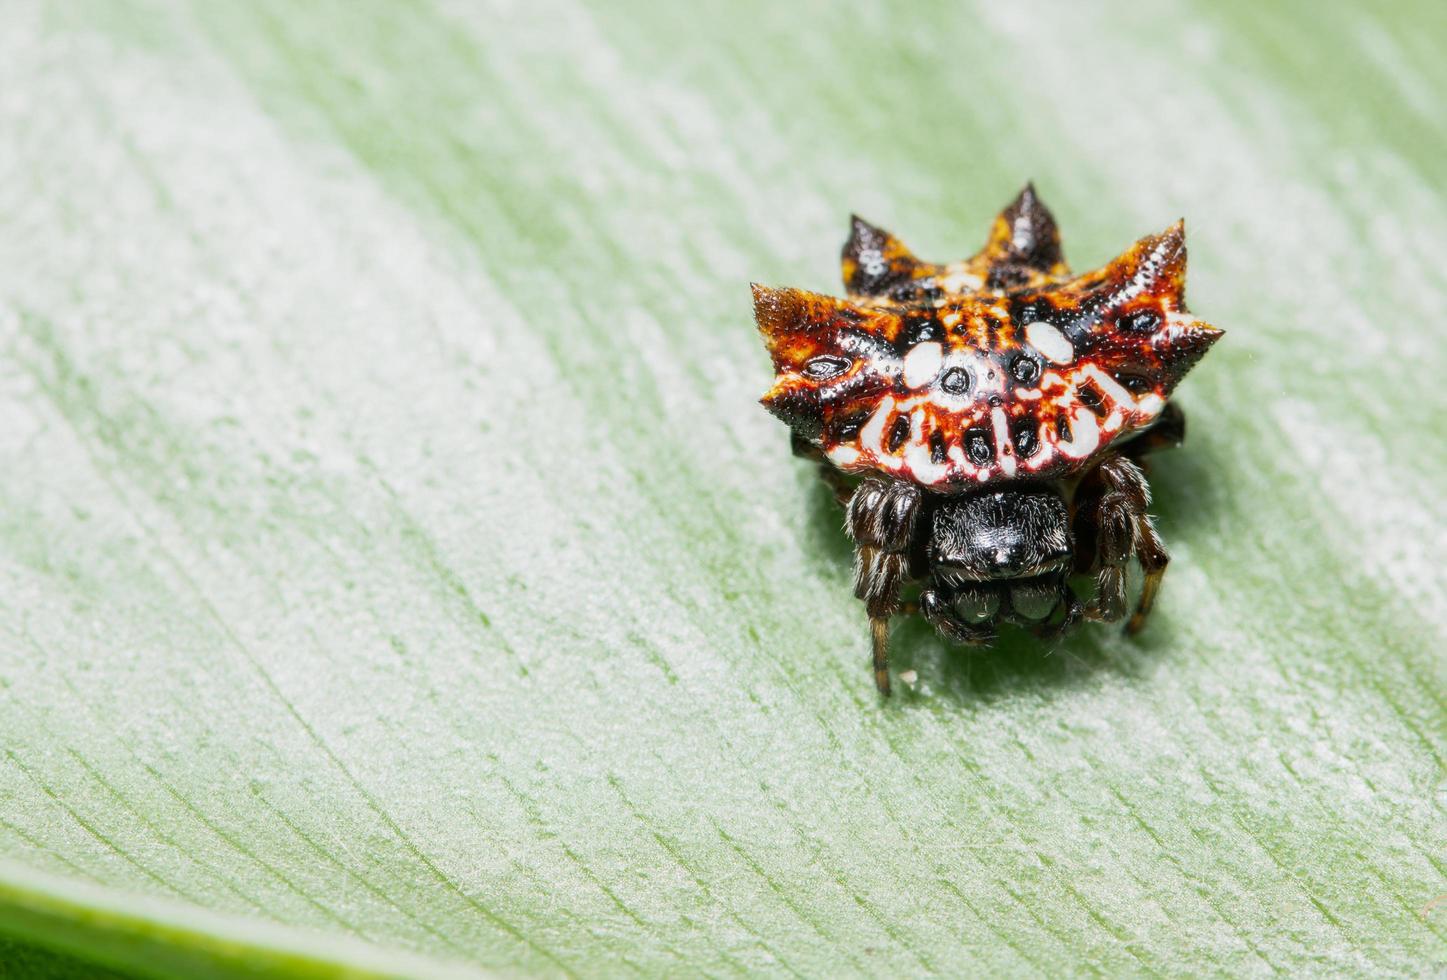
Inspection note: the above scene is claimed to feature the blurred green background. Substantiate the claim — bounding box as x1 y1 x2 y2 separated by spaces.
0 0 1443 976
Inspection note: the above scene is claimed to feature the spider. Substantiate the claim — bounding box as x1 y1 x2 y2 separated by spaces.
752 185 1222 694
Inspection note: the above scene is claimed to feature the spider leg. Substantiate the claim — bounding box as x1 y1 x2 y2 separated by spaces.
847 478 923 695
1127 512 1169 635
1087 488 1135 623
869 616 892 696
855 544 906 694
1086 454 1171 632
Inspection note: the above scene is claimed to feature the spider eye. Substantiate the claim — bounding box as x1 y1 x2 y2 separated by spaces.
802 356 850 380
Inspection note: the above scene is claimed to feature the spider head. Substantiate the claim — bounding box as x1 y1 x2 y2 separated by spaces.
930 488 1072 580
929 487 1075 626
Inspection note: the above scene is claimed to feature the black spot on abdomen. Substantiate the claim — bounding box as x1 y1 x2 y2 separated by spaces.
1118 309 1162 333
830 411 868 443
929 429 947 463
887 415 911 453
1077 383 1107 417
965 428 993 466
1013 420 1039 457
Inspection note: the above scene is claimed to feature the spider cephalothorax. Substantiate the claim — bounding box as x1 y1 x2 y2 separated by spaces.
752 184 1222 694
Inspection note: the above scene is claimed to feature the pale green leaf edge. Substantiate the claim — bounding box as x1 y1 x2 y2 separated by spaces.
0 861 489 980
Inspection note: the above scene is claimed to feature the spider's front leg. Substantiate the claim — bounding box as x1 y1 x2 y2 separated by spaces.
1086 454 1170 633
846 478 923 696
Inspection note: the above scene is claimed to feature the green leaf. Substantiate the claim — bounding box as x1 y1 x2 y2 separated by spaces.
1 0 1443 975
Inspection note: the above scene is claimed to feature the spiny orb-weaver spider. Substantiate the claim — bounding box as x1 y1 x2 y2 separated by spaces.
752 185 1222 694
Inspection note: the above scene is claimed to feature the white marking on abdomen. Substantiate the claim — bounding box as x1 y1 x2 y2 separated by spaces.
937 270 984 293
1024 428 1056 471
1056 407 1101 458
1082 364 1139 411
1025 321 1075 364
902 341 943 389
904 440 948 484
990 406 1015 477
857 396 904 472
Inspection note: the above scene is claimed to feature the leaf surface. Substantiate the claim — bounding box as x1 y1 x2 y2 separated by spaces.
0 0 1443 975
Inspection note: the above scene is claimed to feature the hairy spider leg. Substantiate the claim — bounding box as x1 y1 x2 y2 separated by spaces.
1084 454 1170 632
846 478 923 695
